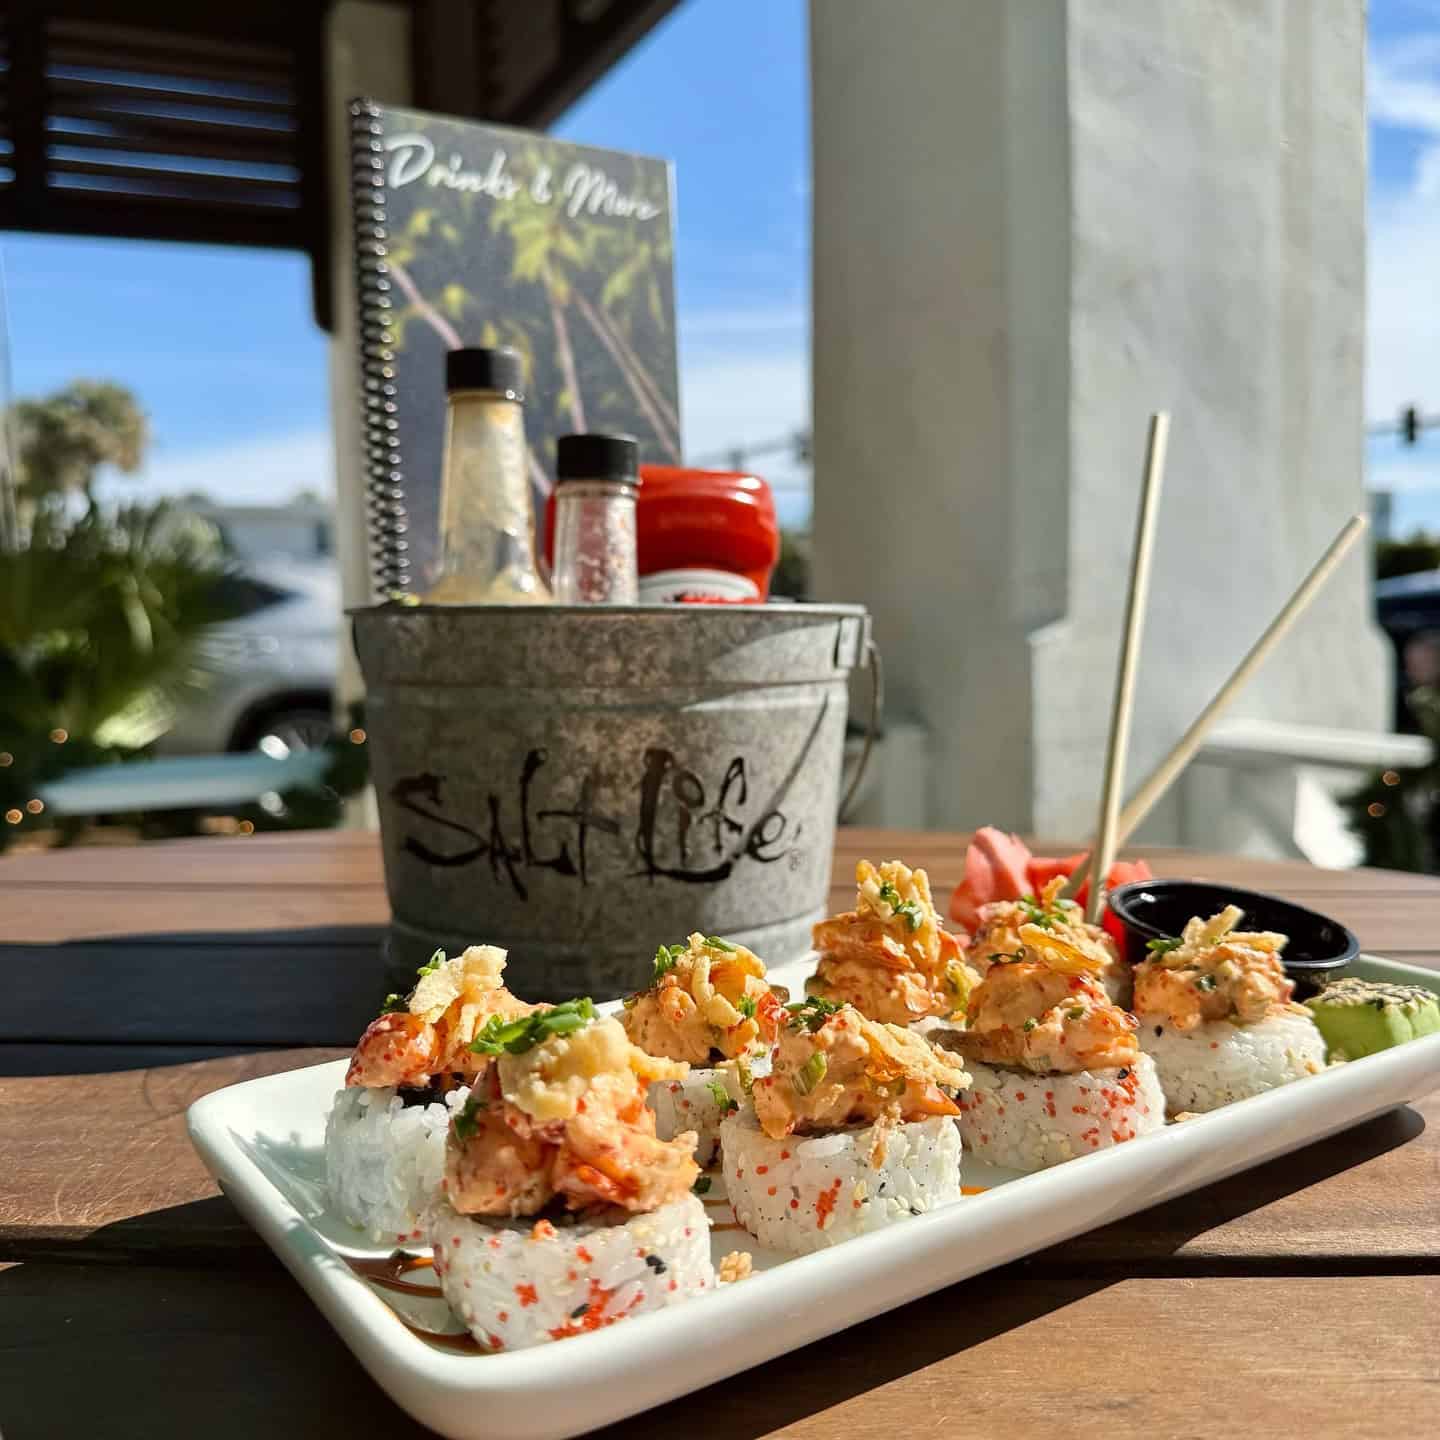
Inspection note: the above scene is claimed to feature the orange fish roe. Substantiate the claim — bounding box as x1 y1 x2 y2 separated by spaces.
815 1186 839 1229
530 1219 557 1241
767 1185 777 1197
1014 1091 1026 1101
576 1246 593 1263
779 1150 790 1160
514 1282 539 1308
497 1310 509 1323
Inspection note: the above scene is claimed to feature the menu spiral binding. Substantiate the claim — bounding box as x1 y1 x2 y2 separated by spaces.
349 98 410 595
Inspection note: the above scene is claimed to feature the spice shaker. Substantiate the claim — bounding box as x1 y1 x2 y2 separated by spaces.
424 347 551 605
551 433 640 604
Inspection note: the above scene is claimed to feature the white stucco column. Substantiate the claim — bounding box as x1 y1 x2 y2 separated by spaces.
326 1 413 823
810 0 1388 841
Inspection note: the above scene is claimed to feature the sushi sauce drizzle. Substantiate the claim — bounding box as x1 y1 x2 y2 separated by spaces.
345 1252 444 1298
397 1319 484 1354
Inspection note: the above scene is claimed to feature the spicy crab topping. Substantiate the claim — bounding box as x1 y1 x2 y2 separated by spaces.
446 1008 698 1218
941 927 1140 1075
968 877 1130 1006
620 933 784 1065
750 1000 969 1140
1132 907 1295 1031
345 945 535 1089
809 860 977 1025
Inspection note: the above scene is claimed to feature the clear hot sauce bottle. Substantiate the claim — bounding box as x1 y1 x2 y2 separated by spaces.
423 347 551 605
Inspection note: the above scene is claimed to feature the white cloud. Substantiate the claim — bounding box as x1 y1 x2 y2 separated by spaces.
98 426 335 506
1366 31 1440 423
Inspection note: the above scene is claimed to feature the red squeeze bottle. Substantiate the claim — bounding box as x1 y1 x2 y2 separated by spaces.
545 465 780 600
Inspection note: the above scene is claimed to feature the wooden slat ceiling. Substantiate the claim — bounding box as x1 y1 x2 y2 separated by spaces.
0 0 680 330
0 0 327 305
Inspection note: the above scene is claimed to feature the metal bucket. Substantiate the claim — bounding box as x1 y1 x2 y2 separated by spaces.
352 602 870 999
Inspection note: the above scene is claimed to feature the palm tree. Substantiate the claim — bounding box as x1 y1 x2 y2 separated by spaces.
12 381 148 511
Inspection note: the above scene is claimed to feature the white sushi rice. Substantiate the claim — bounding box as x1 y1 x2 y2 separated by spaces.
719 1109 963 1256
324 1085 469 1242
428 1194 714 1351
1139 1009 1326 1113
959 1053 1166 1172
648 1066 750 1167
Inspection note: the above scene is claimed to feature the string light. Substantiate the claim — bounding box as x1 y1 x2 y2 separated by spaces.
0 752 11 767
1367 802 1387 819
238 819 255 835
4 809 21 825
1382 771 1400 787
24 799 43 815
49 728 68 744
349 728 367 745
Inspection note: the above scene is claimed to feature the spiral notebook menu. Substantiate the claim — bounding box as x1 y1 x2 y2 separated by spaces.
348 99 681 594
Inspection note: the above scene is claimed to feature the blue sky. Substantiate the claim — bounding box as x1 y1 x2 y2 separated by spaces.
0 0 1435 535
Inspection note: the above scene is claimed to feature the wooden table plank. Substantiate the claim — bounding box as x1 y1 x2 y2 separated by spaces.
2 1261 1434 1440
0 1047 345 1255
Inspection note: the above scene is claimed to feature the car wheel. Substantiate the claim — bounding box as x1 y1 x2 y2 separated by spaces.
252 708 334 757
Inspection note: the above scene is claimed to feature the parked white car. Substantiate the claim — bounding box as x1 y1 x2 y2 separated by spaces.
157 561 341 755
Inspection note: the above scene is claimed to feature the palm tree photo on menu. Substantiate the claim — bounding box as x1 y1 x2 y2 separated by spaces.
352 104 680 592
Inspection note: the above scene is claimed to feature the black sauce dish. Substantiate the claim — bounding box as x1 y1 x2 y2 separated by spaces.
1106 879 1360 991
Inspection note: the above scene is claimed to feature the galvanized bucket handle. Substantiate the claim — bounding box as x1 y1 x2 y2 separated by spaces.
838 637 882 823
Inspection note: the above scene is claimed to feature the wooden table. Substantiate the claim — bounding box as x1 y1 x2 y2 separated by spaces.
3 829 1438 1438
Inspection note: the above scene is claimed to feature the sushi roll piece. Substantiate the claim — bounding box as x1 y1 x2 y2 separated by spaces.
1134 908 1326 1112
938 924 1163 1170
967 876 1132 1007
1304 977 1440 1060
621 933 785 1163
723 997 969 1255
430 1000 714 1350
810 859 977 1025
325 944 534 1239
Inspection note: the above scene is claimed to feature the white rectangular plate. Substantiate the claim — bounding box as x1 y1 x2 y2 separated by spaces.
188 954 1440 1440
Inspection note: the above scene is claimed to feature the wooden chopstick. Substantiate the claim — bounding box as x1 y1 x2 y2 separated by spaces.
1064 511 1369 902
1083 413 1170 924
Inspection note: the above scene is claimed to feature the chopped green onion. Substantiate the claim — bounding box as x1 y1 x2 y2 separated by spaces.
878 880 925 931
792 1051 828 1096
1067 1006 1086 1020
416 948 445 978
453 1093 487 1141
1194 974 1217 992
736 994 757 1020
785 995 841 1031
469 998 596 1056
1146 937 1183 956
736 1058 755 1097
380 992 406 1015
1022 1017 1038 1032
706 1078 738 1113
652 943 685 983
693 1176 712 1195
704 935 738 952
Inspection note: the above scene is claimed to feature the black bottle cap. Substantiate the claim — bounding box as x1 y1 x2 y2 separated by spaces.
445 347 524 399
556 433 640 485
